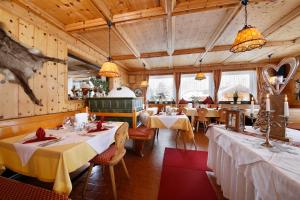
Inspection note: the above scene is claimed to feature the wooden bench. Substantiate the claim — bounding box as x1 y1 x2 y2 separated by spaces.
0 176 70 200
128 125 156 157
0 111 78 139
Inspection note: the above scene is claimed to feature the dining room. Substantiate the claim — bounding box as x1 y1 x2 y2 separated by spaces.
0 0 300 200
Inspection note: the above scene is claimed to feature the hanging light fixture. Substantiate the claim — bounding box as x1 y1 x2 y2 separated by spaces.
98 21 120 77
140 63 148 87
230 0 266 53
195 59 206 80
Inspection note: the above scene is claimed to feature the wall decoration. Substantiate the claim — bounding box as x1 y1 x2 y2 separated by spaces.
0 27 65 106
134 88 143 97
262 57 299 95
283 69 300 107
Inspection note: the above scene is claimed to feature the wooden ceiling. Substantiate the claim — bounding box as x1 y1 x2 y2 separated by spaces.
15 0 300 71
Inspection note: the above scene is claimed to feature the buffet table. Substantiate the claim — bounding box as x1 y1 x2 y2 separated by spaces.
206 125 300 200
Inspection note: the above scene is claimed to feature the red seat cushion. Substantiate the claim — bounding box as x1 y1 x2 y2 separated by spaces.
0 176 70 200
90 144 117 164
128 126 154 139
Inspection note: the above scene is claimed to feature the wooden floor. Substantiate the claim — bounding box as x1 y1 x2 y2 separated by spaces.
3 128 225 200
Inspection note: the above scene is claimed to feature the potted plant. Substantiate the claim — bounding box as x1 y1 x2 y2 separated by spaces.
233 91 239 104
90 77 109 96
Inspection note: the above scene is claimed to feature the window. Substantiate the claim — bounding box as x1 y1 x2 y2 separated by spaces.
179 73 213 101
218 70 257 101
147 75 175 101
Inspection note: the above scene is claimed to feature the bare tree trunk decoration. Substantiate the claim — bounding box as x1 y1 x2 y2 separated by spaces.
253 82 273 132
0 26 66 106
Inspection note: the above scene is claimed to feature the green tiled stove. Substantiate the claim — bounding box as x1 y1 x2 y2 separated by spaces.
88 97 144 128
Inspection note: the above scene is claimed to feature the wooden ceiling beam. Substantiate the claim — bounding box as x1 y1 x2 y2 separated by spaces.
172 0 237 16
111 40 295 61
263 5 300 37
141 51 169 58
166 0 176 68
64 7 166 32
65 18 107 32
225 4 300 64
172 0 269 16
64 0 268 33
174 47 206 55
90 0 151 69
13 0 65 30
194 5 242 65
113 7 166 24
128 62 272 75
250 37 300 63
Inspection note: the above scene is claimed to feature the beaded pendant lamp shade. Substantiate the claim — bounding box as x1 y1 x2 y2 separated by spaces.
195 59 206 80
99 21 120 78
230 0 266 53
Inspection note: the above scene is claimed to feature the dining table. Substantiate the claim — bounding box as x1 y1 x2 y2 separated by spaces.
147 113 195 149
206 124 300 200
0 121 124 195
183 107 219 125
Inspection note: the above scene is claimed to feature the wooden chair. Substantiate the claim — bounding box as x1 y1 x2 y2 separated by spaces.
195 108 209 132
128 125 155 157
83 122 130 200
216 109 227 124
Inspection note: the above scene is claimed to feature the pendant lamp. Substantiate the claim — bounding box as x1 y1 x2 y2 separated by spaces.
140 63 148 87
195 59 206 80
99 21 120 77
230 0 266 53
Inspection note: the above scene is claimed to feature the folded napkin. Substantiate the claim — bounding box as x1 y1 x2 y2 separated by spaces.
23 128 57 144
88 121 108 133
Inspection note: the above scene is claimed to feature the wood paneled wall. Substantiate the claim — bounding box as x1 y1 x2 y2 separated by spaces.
0 4 127 120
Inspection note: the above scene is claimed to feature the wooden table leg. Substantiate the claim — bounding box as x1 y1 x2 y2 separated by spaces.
175 130 180 148
181 131 187 150
193 138 197 150
133 140 145 157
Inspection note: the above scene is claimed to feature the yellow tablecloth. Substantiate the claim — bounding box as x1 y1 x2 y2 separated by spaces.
147 115 194 141
183 107 219 118
0 132 103 195
0 135 97 195
183 107 219 125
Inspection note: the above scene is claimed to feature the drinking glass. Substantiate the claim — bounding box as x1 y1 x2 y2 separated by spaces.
90 114 96 122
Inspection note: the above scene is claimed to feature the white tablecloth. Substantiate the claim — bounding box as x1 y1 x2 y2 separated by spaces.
146 107 158 115
206 125 300 200
13 122 122 166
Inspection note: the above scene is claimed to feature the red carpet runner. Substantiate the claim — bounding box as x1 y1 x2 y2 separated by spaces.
157 148 217 200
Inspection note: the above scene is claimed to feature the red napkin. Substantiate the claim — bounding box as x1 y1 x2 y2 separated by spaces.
23 128 57 144
177 112 183 115
88 121 108 133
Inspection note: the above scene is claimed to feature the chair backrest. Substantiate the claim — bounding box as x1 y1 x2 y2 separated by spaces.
218 109 227 123
114 122 129 154
139 111 150 126
196 108 208 121
177 107 183 114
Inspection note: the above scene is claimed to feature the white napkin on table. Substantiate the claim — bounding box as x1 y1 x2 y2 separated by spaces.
157 115 179 129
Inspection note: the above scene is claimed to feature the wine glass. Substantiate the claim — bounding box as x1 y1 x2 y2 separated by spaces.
90 114 96 122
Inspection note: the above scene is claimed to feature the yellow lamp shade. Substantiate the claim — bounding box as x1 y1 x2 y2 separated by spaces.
140 80 148 87
195 72 206 80
230 25 266 53
98 61 120 77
